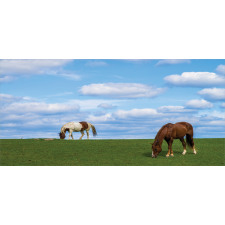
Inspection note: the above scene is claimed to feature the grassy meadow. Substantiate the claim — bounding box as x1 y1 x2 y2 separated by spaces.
0 138 224 166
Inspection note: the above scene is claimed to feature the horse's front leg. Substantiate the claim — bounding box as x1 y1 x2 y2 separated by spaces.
165 139 170 157
166 138 174 157
68 130 74 140
68 132 71 140
79 131 85 140
166 147 170 157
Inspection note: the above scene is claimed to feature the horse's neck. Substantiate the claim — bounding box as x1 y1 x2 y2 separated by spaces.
154 129 166 146
61 124 69 133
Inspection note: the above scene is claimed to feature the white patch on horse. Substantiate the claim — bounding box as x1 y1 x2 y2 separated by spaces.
182 149 187 155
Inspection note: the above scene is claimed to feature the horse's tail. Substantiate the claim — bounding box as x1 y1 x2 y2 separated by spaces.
186 134 193 148
90 124 97 136
186 123 194 148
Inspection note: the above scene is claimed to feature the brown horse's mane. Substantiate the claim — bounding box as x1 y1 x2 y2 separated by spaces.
154 123 174 143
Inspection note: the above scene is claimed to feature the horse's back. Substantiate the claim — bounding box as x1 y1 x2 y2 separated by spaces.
63 122 82 131
174 122 193 137
175 122 193 131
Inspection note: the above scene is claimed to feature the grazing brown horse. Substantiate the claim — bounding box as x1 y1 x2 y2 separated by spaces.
151 122 196 158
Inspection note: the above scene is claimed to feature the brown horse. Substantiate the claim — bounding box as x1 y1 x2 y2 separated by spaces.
151 122 196 158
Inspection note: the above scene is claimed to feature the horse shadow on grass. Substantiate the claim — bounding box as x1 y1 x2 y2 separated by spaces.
143 152 168 158
143 150 184 158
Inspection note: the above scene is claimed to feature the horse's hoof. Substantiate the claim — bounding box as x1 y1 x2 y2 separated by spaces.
166 155 170 157
171 154 174 157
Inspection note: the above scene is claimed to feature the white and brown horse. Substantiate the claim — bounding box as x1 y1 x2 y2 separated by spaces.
59 121 97 140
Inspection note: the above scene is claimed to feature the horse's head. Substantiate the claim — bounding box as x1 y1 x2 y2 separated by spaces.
59 132 66 139
151 141 162 158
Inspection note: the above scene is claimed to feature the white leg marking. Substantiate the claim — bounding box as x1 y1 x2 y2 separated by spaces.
193 149 197 154
182 149 187 155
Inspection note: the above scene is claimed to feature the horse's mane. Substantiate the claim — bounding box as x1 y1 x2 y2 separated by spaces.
155 123 174 140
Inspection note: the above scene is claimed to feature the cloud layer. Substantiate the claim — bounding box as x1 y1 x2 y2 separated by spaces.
216 64 225 74
0 59 73 74
1 102 80 114
198 88 225 101
185 99 213 109
164 72 225 87
0 59 75 82
156 59 191 66
80 83 165 98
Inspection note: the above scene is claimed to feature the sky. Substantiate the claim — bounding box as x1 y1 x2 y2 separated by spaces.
0 59 225 139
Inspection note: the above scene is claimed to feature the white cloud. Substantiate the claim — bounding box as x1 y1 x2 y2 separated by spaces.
209 111 225 119
164 72 225 87
1 123 17 127
0 94 22 103
86 113 114 122
0 59 73 74
157 105 194 113
216 64 225 74
0 59 75 82
84 108 163 122
198 88 225 101
0 93 32 103
1 102 80 114
69 99 122 110
185 99 213 109
156 59 191 66
48 71 80 80
80 83 165 98
114 108 161 119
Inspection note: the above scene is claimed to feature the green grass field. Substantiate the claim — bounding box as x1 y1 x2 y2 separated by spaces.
0 138 224 166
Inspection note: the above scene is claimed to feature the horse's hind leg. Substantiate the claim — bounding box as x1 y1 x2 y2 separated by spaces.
193 143 197 154
86 130 89 139
187 134 197 154
192 138 197 154
180 137 187 155
79 131 85 140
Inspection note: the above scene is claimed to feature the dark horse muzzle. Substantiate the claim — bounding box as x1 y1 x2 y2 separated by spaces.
59 132 66 139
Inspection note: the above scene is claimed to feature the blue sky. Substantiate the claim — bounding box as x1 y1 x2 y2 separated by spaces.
0 59 225 139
